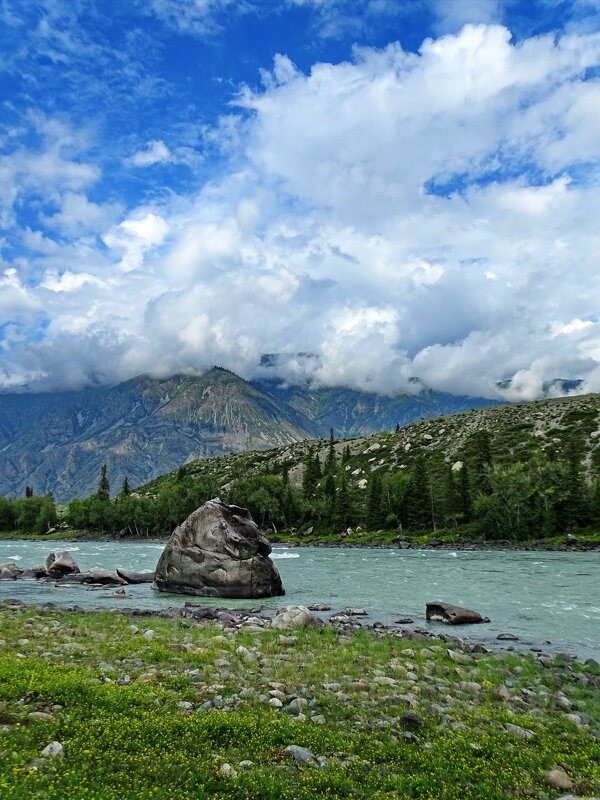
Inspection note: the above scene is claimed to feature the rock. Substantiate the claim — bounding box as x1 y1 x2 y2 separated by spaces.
46 552 80 578
400 711 423 730
395 618 414 624
341 607 368 616
0 565 20 580
27 712 54 723
142 629 155 640
20 566 48 579
283 745 318 765
41 741 63 758
426 602 490 625
153 499 284 599
308 604 331 612
544 770 573 791
271 606 319 630
220 763 237 778
505 723 535 739
496 632 520 641
84 568 126 585
116 568 155 584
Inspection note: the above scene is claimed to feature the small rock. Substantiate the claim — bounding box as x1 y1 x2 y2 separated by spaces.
142 629 155 640
400 711 423 730
283 745 317 764
41 741 63 758
505 724 535 740
177 701 193 710
238 760 254 768
27 712 54 723
544 770 573 791
395 618 414 625
269 697 283 709
220 763 237 778
497 632 520 641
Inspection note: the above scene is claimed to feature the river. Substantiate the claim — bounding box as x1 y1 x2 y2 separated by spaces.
1 540 598 660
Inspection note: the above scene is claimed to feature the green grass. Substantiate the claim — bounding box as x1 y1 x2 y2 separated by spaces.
0 606 598 799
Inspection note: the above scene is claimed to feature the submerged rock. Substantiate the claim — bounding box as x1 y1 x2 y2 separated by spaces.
46 551 80 578
153 498 285 599
426 602 490 625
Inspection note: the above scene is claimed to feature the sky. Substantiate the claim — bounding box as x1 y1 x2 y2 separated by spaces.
1 0 600 401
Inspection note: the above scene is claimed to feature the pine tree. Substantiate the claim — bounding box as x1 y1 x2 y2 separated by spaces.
366 472 384 531
395 423 400 434
324 429 337 475
341 445 352 465
97 464 110 502
406 456 432 529
121 476 131 496
458 464 472 522
25 486 33 498
333 473 352 532
302 447 320 499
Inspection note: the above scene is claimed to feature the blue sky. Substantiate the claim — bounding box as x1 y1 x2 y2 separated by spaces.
2 0 600 399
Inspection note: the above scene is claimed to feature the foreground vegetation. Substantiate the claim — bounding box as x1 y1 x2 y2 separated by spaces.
0 603 598 799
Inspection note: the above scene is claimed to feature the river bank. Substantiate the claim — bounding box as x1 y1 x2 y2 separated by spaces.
0 601 598 800
2 528 600 552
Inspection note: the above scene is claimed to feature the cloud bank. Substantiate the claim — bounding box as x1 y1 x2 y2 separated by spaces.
2 22 600 400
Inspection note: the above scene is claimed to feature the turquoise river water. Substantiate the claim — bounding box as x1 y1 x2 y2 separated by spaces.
0 541 598 660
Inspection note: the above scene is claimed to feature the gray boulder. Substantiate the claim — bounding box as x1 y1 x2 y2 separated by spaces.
84 568 126 585
46 551 80 578
426 601 490 625
153 499 285 599
0 562 22 580
116 568 155 584
20 565 48 579
271 605 320 630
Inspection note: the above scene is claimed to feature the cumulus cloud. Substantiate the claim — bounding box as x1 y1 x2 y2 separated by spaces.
3 23 600 398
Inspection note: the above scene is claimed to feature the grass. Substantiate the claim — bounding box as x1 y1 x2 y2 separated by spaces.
0 605 598 799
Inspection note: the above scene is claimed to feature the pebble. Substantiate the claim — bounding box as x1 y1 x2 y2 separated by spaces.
142 630 155 640
27 712 54 723
283 745 317 764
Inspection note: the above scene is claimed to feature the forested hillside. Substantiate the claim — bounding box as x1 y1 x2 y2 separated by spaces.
15 392 593 545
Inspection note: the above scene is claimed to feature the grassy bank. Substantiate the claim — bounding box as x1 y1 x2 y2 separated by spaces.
0 604 598 799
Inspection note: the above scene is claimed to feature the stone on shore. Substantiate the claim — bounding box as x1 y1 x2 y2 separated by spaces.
544 770 573 791
46 551 80 578
153 498 285 599
271 605 320 630
426 602 490 625
84 568 126 585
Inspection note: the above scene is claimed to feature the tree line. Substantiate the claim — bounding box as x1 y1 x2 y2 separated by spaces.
2 428 599 540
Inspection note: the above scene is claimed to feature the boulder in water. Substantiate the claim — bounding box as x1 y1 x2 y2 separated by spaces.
46 551 80 578
116 568 155 584
153 499 285 599
0 562 22 580
426 601 490 625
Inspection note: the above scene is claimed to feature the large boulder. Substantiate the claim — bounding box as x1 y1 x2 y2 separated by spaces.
153 499 285 599
46 551 80 578
426 602 490 625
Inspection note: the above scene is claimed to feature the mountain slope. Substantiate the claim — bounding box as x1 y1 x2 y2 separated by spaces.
143 392 600 496
0 368 505 502
0 370 319 501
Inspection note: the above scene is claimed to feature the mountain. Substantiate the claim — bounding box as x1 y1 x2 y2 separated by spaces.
0 367 501 502
143 391 600 498
0 369 318 501
253 379 501 436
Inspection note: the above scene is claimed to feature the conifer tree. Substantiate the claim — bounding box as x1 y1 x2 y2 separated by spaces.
324 429 337 475
406 456 432 529
333 473 352 531
121 476 131 496
458 464 472 522
302 447 320 499
366 472 384 530
97 464 110 501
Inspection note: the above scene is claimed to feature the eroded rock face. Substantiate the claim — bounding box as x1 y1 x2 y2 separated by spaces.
153 499 285 599
426 602 490 625
46 551 80 578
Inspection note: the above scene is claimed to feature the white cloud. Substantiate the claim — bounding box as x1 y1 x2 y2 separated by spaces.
127 140 172 167
3 24 600 399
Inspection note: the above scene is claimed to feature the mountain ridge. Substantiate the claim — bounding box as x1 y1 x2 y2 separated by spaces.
1 367 503 501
